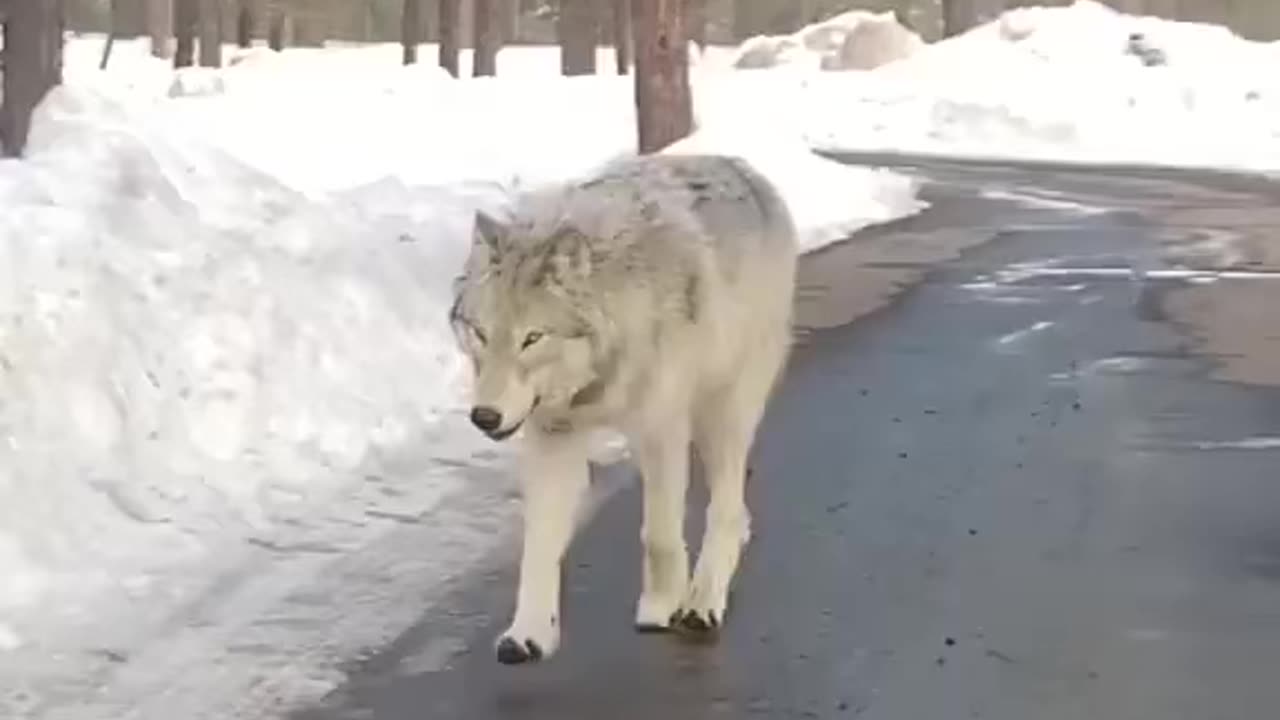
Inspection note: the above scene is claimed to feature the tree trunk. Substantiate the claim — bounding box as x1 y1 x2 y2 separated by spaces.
473 0 500 76
101 0 123 69
402 0 421 63
941 0 971 37
173 0 198 67
438 0 461 76
148 0 172 57
632 0 691 153
198 0 222 66
267 2 284 50
558 0 597 75
611 0 631 74
501 0 520 43
293 11 327 46
1 0 65 157
236 0 253 46
685 0 706 47
732 0 778 39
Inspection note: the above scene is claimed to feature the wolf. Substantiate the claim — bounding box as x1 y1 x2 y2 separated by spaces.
448 152 799 665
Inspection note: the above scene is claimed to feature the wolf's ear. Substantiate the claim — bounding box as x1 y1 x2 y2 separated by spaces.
470 211 507 267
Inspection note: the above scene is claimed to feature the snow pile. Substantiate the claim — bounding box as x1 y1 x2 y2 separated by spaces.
0 86 512 630
731 9 924 71
796 0 1280 172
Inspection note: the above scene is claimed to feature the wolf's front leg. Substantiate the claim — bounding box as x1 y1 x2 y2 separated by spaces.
631 420 691 632
496 428 589 665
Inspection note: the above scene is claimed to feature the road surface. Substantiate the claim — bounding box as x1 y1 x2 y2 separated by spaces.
293 157 1280 720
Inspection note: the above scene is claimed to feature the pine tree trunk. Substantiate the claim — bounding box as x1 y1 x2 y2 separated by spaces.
236 1 253 47
101 0 123 69
402 0 421 64
558 0 597 75
612 0 631 74
292 12 326 47
685 0 706 47
1 0 65 157
198 0 222 66
941 0 969 37
148 0 172 57
438 0 461 76
632 0 691 153
267 4 285 50
473 0 501 76
732 0 773 39
173 0 198 67
500 0 520 43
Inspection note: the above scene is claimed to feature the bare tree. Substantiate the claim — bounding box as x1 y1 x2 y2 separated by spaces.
174 0 198 66
2 0 65 157
558 0 597 75
148 0 173 57
611 0 631 74
473 0 501 76
438 0 461 76
199 0 223 66
402 0 421 63
632 0 691 153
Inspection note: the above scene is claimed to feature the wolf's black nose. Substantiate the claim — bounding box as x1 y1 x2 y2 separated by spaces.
470 406 503 432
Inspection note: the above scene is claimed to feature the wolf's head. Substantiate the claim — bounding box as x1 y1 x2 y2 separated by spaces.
449 210 611 441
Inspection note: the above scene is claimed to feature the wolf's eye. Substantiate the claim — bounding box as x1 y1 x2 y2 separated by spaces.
522 331 544 350
469 324 487 346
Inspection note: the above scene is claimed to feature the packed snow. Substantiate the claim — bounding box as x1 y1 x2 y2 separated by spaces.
5 0 1280 714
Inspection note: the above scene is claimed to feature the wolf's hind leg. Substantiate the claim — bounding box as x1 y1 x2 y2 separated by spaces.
679 340 787 634
632 419 692 632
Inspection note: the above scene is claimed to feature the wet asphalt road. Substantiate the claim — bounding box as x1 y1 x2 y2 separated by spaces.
294 158 1280 720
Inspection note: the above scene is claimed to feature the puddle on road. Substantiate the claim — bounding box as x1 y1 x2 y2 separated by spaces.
1150 191 1280 388
1164 282 1280 387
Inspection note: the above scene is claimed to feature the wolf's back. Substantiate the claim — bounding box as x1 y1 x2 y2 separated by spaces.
572 153 799 271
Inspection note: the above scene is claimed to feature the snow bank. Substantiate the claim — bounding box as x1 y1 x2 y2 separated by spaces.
792 1 1280 172
731 10 924 71
0 85 512 626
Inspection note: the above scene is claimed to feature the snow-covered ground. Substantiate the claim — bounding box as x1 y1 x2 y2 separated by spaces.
6 0 1280 715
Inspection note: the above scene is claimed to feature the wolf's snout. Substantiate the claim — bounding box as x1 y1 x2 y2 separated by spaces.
470 406 504 433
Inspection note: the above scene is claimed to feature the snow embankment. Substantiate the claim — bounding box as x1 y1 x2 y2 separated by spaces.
0 87 499 636
732 9 924 71
786 0 1280 173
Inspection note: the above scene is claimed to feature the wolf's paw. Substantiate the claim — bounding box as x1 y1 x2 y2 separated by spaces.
634 591 682 633
495 617 559 665
672 606 722 636
674 579 729 638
